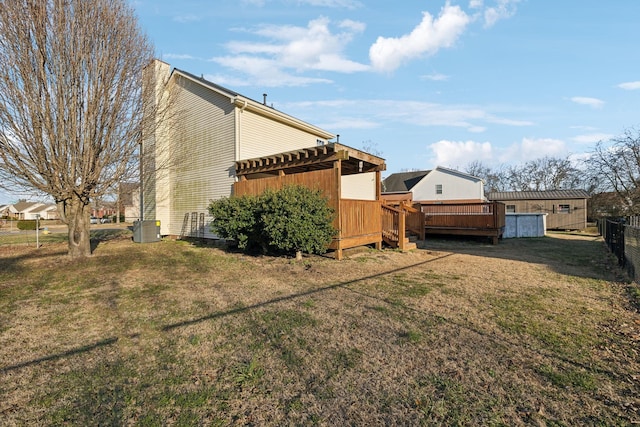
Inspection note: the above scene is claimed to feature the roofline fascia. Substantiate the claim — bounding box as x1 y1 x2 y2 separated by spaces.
171 69 238 99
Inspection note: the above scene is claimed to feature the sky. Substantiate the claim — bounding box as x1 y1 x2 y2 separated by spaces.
2 0 639 204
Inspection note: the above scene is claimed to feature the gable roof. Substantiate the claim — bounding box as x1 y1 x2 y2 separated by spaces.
434 166 483 183
171 67 335 140
382 171 430 192
487 189 590 201
382 166 482 193
12 201 42 212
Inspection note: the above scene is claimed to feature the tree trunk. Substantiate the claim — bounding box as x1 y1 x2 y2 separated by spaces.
58 198 92 259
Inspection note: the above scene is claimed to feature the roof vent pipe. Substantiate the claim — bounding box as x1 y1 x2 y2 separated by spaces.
337 134 340 143
263 93 267 105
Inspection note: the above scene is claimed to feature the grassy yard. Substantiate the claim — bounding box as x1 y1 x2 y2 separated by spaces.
1 231 639 425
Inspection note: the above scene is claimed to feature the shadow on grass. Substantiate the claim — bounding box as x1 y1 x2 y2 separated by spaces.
0 254 453 374
419 233 621 283
2 244 629 386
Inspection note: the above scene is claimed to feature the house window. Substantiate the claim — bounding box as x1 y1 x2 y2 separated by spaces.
506 205 516 213
435 184 443 195
558 204 570 214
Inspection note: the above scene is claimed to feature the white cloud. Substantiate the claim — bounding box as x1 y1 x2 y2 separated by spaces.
173 14 201 23
500 137 566 163
421 73 450 81
483 0 520 28
618 81 640 90
469 0 483 9
426 137 568 170
240 0 361 6
212 16 368 86
284 99 532 133
428 139 494 168
206 56 333 87
571 133 613 144
369 4 470 73
163 53 197 60
570 96 604 108
302 0 363 9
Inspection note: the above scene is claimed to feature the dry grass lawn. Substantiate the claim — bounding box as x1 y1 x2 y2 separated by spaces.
0 231 639 425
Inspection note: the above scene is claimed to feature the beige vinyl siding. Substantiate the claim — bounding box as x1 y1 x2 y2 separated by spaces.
238 109 327 159
158 76 236 237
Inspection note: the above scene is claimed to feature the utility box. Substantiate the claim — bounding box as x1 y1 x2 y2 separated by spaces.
133 220 161 243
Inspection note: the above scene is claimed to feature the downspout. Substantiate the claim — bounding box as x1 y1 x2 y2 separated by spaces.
234 98 248 179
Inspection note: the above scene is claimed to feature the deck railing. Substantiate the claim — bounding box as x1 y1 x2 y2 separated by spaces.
381 204 403 245
421 202 505 229
381 202 426 250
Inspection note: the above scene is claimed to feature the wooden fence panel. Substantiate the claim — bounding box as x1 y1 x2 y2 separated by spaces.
340 199 382 238
234 169 336 204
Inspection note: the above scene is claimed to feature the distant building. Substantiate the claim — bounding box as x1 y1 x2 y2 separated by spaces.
487 189 589 230
382 166 485 205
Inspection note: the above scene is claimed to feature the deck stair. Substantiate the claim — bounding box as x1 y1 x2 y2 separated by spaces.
381 202 424 252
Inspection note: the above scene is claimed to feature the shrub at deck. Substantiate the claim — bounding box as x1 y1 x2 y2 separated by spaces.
209 185 335 257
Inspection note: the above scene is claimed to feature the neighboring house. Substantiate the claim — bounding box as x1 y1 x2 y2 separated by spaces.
143 60 342 238
487 189 590 230
382 166 485 204
9 201 42 219
34 204 59 220
5 201 59 220
119 182 140 222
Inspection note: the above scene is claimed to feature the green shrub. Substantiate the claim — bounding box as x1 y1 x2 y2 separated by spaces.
209 194 263 252
260 186 335 256
17 220 37 230
208 185 335 257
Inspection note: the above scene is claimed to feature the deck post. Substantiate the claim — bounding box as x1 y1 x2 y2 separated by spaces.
398 209 406 251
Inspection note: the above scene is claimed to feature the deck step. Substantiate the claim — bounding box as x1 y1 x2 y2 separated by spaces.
400 238 417 251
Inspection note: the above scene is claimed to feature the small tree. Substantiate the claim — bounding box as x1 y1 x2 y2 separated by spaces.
209 185 335 259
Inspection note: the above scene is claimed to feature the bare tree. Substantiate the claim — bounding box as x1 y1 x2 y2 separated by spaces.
0 0 162 258
506 156 582 191
586 128 640 215
464 160 509 192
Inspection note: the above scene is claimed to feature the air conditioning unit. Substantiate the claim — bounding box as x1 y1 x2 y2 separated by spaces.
133 220 161 243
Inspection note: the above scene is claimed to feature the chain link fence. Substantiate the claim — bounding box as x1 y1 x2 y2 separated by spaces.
0 220 65 247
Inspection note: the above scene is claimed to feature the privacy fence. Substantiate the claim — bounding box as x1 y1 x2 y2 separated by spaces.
599 217 640 281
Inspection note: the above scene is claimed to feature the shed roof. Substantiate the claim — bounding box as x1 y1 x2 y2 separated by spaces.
487 189 590 201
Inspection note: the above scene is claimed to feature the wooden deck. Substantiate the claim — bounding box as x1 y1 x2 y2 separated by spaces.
419 202 506 244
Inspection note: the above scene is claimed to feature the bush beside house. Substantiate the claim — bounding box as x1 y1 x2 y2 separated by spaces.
209 185 335 258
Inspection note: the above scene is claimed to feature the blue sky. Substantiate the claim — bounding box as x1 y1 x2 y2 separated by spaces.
2 0 639 204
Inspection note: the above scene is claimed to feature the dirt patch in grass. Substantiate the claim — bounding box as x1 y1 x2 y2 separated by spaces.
1 232 639 425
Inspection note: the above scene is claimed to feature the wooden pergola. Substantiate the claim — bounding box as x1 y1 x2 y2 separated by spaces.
235 143 385 181
234 143 387 259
